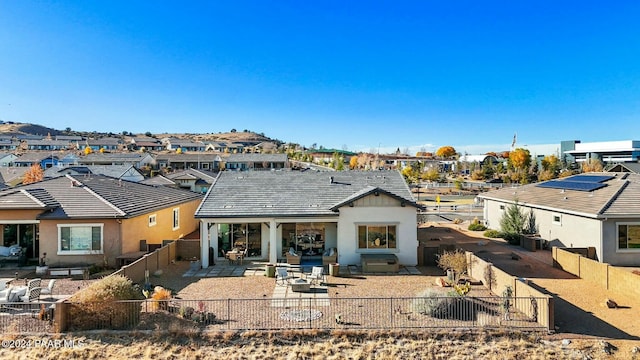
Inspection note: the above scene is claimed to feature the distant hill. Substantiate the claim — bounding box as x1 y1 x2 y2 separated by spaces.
0 122 62 137
0 121 282 145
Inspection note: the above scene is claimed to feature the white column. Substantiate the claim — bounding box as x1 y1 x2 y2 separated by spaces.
269 219 278 264
200 220 210 268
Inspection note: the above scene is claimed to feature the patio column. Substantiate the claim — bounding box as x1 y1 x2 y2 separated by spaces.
269 219 278 264
200 220 210 268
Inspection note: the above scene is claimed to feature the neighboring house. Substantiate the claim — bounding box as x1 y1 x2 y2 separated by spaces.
12 153 60 168
165 168 217 193
0 153 18 167
44 165 146 182
78 153 155 168
79 138 123 151
140 174 176 187
128 137 165 152
25 139 72 151
0 167 29 188
204 142 225 152
307 149 357 165
162 138 206 152
224 153 288 170
0 175 203 266
478 173 640 266
195 170 421 267
154 153 222 171
0 138 20 150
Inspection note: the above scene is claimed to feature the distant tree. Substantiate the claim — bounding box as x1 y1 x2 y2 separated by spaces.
84 147 93 155
421 167 440 182
23 164 44 184
122 131 129 136
176 148 183 154
230 129 237 133
349 156 358 170
243 129 248 132
65 127 72 133
435 146 457 159
581 158 604 173
145 131 153 137
541 154 561 176
509 148 531 170
99 147 105 153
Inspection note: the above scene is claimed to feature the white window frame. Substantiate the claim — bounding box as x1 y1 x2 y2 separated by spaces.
57 223 104 255
616 222 640 253
148 214 157 227
172 208 180 230
552 213 562 225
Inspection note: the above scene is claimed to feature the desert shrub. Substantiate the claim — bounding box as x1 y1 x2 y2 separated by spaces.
412 288 454 317
453 218 463 224
150 286 172 311
483 229 501 238
68 274 143 330
501 232 522 245
468 223 487 231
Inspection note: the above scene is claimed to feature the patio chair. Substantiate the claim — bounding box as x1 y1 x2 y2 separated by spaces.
39 279 56 298
306 266 325 286
0 288 10 304
20 287 41 303
275 267 294 286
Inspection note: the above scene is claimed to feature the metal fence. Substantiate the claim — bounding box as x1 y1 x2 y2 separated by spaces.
51 296 548 333
0 302 55 333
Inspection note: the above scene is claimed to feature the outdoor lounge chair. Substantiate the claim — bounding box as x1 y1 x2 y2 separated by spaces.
39 279 56 298
275 267 294 286
306 266 325 286
20 287 41 303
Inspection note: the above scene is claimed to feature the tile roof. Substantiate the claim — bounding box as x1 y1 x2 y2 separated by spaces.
225 153 288 163
195 170 416 218
0 175 203 219
478 173 640 218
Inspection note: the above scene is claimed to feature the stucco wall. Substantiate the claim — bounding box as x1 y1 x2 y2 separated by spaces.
602 219 640 266
120 198 202 254
336 204 418 266
484 199 605 262
39 219 122 267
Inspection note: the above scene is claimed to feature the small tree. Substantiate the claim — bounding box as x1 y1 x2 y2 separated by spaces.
500 200 527 244
23 164 44 184
437 249 467 283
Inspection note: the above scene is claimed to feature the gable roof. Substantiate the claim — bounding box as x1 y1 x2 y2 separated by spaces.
0 175 203 219
478 172 640 218
195 170 417 218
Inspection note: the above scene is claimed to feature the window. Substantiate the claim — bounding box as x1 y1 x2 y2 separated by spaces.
58 224 103 254
357 225 397 249
617 223 640 251
148 214 157 227
552 214 562 225
172 208 180 230
499 205 505 211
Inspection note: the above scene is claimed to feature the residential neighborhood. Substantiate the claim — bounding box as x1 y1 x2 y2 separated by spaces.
1 2 639 356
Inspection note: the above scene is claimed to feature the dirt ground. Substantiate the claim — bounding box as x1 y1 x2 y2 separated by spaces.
419 223 640 354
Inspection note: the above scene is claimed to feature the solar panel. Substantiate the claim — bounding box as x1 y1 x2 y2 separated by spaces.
536 180 607 192
565 175 615 183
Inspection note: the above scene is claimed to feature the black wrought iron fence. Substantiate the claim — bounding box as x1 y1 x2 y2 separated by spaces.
54 296 548 333
0 302 55 333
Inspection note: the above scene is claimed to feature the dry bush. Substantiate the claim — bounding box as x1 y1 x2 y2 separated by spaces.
68 275 143 330
437 249 468 281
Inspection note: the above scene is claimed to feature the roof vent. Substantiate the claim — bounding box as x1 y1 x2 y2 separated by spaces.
330 176 334 184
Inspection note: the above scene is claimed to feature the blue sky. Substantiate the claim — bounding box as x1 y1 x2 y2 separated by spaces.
1 1 638 155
